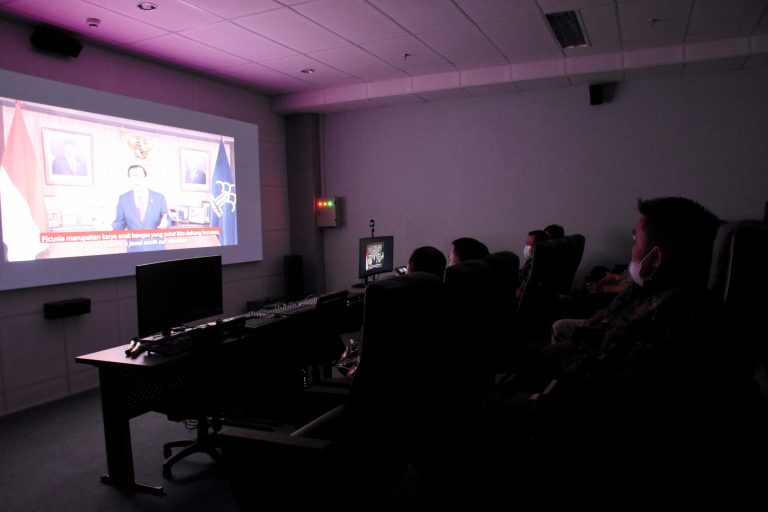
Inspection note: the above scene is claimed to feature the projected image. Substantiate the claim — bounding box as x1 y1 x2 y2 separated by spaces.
0 97 238 261
365 242 386 271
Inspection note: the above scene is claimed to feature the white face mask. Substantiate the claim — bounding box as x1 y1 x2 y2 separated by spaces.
523 245 532 260
628 247 658 286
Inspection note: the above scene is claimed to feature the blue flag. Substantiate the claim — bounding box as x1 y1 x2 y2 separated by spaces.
210 140 237 245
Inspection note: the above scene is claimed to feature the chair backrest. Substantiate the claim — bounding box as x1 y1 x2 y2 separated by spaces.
708 220 768 314
708 220 768 364
707 220 768 442
483 250 520 295
443 260 498 403
481 251 526 371
342 272 446 461
518 233 585 314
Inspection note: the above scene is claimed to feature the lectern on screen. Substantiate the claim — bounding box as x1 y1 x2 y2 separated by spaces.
136 254 223 338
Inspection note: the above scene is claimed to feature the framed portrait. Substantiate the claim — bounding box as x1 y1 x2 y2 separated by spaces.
47 210 62 228
202 201 211 223
179 148 210 192
188 206 204 224
176 206 189 223
42 128 93 186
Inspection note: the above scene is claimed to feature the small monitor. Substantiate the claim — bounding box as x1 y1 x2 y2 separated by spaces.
358 236 394 281
136 255 223 338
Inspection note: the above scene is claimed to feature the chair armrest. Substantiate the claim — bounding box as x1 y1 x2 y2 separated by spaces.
218 425 332 451
290 405 343 439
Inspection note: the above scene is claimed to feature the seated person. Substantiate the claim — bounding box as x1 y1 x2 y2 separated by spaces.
407 245 447 279
543 224 565 240
584 267 631 295
551 266 632 344
448 237 489 267
337 245 447 378
481 197 736 476
515 229 549 300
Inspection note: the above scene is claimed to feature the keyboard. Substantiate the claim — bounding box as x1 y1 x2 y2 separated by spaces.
243 315 282 329
262 297 318 316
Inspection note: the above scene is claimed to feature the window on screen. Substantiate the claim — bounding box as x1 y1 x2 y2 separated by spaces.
0 96 237 262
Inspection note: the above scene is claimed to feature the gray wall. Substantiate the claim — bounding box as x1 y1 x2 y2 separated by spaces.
321 67 768 291
0 17 289 416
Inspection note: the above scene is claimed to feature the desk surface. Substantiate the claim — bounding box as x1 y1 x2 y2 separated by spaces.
76 344 186 368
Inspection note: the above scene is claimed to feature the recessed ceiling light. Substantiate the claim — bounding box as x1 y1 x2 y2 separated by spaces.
86 18 101 28
300 68 315 74
137 2 158 11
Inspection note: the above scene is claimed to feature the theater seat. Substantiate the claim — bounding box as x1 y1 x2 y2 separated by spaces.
218 272 449 510
707 220 768 455
517 234 585 345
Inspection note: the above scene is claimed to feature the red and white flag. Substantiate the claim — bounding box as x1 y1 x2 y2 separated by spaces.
0 101 49 261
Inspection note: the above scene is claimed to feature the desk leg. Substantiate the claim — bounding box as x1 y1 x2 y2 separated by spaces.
98 369 164 495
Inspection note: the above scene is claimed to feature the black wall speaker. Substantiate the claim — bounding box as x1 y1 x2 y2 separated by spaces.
44 298 91 319
284 254 304 301
30 26 83 58
589 83 603 105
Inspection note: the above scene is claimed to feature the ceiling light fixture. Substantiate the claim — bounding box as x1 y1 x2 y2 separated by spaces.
86 18 101 28
300 68 315 74
137 2 158 11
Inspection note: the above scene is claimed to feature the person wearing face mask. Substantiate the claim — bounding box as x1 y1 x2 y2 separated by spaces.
478 198 741 489
515 230 549 301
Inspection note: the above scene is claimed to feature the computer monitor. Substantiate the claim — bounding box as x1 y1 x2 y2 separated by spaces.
358 236 394 282
136 255 223 338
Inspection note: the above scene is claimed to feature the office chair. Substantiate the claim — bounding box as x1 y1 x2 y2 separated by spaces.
160 332 229 478
305 290 349 384
217 272 450 510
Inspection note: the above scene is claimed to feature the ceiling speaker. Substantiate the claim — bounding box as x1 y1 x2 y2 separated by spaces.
30 26 82 58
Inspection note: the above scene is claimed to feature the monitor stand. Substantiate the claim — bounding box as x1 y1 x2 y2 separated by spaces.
351 276 369 289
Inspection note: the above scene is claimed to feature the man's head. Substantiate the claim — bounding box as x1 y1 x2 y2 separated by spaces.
127 165 148 193
524 230 549 259
544 224 565 239
448 237 489 266
63 141 78 160
630 197 719 286
407 246 447 278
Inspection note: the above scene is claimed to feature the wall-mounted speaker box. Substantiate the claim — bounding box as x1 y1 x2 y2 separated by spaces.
44 298 91 319
589 83 603 105
284 254 304 301
30 26 83 58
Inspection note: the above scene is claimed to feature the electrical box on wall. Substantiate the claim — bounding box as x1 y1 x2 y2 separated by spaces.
315 196 341 227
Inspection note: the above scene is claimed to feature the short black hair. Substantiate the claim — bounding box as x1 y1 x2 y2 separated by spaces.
544 224 565 239
408 246 446 278
528 230 549 244
451 237 489 262
638 197 719 283
127 164 147 177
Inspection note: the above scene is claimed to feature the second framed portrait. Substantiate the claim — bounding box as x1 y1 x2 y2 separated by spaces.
179 148 210 192
42 128 93 186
